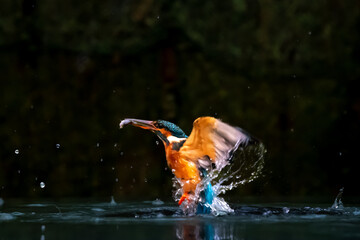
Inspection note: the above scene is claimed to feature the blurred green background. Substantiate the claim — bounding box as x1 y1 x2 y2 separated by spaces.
0 0 359 202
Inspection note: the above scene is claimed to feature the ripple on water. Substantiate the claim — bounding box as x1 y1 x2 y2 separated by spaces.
25 204 49 207
0 213 16 221
11 212 25 216
300 214 327 219
91 208 105 212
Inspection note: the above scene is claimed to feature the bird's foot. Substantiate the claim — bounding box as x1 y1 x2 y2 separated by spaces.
178 192 190 206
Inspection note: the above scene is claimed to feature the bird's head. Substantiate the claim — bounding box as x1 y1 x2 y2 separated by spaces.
120 118 187 145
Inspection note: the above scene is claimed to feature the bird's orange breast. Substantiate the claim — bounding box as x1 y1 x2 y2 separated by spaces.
165 145 201 194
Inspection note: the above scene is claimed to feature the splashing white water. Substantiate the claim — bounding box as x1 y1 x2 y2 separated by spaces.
331 187 344 209
173 143 266 215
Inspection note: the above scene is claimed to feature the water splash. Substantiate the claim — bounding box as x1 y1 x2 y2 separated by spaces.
173 142 266 215
331 187 344 209
110 196 117 206
212 143 266 193
152 199 164 206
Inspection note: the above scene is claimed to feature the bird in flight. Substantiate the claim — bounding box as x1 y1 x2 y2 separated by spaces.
120 116 258 214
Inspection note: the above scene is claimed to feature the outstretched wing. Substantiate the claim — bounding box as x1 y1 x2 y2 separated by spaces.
180 117 256 171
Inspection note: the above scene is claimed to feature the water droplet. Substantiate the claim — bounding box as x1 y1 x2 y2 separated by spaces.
41 225 46 232
112 167 115 171
155 141 159 145
144 178 147 183
157 16 160 19
115 178 119 182
172 169 175 173
130 165 133 169
247 86 251 89
96 143 100 147
290 128 294 132
15 149 19 154
18 170 21 174
339 152 342 156
40 235 45 240
40 182 45 189
164 167 168 171
100 158 103 162
308 31 312 35
56 144 60 149
120 152 124 156
114 143 117 147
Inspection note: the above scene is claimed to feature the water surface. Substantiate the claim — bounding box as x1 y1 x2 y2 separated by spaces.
1 199 359 240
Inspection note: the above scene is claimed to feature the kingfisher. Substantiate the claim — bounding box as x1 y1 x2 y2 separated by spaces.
119 117 257 214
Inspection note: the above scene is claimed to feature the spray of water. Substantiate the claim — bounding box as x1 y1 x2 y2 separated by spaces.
331 187 344 209
172 142 266 215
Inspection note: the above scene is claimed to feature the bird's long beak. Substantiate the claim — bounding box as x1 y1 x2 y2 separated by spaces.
120 118 157 131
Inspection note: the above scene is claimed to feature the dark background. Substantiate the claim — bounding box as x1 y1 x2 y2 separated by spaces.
0 0 359 202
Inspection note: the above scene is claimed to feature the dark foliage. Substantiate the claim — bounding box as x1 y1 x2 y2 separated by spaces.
0 0 359 200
